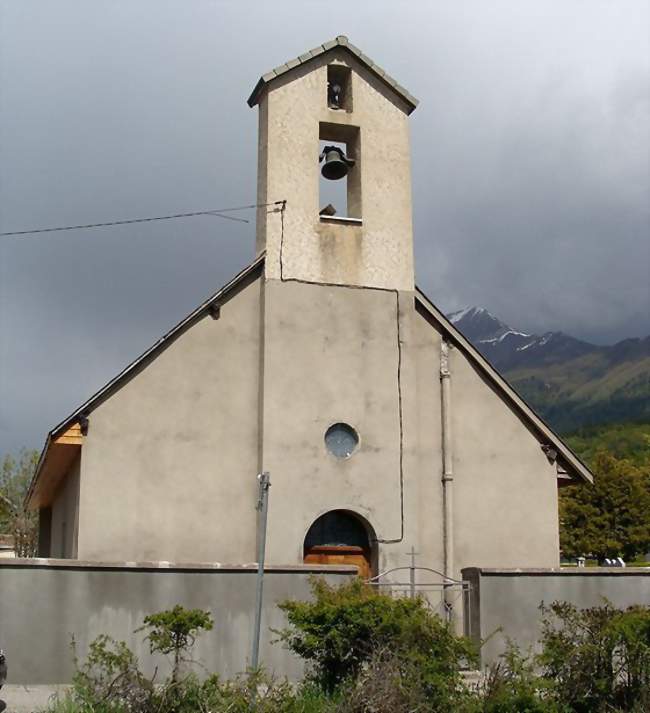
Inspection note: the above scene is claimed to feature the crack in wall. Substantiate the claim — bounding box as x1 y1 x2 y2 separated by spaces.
273 202 405 544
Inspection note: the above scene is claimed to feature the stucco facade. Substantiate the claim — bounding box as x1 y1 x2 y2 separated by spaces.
77 274 261 562
29 37 591 624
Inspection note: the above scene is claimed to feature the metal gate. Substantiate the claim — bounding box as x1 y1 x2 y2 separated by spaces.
367 552 470 624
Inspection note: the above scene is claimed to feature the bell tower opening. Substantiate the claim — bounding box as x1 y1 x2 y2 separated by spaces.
318 123 361 223
303 509 376 578
327 64 352 112
319 140 348 219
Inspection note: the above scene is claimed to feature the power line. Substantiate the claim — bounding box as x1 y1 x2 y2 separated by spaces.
0 201 285 237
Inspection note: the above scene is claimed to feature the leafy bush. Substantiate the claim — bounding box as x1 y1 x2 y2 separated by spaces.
68 634 152 712
46 605 332 713
47 672 332 713
277 577 477 708
480 643 560 713
537 600 650 712
50 606 215 713
42 593 650 713
333 647 474 713
137 605 213 684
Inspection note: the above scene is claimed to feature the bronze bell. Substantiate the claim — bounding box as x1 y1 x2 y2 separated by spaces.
319 146 355 180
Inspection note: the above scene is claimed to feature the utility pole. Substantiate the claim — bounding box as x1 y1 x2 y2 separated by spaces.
250 471 271 672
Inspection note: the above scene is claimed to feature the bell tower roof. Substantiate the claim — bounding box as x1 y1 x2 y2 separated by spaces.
247 35 419 114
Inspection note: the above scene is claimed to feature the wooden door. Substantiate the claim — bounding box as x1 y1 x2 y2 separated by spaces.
304 545 371 579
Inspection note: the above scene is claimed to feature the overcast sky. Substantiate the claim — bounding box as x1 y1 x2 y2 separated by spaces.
1 1 648 453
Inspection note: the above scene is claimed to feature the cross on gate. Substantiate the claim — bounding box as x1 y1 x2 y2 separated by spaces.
406 545 420 598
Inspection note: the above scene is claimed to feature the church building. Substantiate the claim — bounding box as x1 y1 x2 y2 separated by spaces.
27 37 592 608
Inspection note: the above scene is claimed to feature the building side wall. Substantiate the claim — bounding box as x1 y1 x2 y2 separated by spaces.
450 347 560 573
76 278 261 562
258 49 415 291
50 454 80 558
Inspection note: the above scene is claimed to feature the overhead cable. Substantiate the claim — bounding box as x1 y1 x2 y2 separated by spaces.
0 201 285 237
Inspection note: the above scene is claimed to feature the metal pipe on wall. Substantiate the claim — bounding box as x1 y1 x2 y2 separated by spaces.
440 339 455 621
251 471 271 671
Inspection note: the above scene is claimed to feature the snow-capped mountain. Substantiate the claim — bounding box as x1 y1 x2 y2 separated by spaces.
446 307 650 431
448 307 593 371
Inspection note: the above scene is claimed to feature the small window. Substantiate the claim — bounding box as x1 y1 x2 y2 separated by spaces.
325 423 359 458
327 64 352 112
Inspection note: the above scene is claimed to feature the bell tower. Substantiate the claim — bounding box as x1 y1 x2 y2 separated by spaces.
248 36 418 292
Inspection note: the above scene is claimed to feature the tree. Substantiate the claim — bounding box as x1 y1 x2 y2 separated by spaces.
0 449 39 557
137 605 213 685
560 452 650 561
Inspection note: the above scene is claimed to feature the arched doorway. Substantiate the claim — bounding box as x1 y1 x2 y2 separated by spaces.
303 510 375 578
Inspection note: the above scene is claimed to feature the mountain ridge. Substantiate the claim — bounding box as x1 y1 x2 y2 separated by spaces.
448 306 650 433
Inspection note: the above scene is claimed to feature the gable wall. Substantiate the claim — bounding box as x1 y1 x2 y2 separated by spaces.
448 345 560 571
62 271 559 571
260 279 406 571
411 306 560 580
76 278 262 562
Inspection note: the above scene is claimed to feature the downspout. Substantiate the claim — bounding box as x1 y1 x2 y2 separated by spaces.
440 339 454 621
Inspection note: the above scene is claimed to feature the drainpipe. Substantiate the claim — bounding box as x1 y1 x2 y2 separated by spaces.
440 339 454 622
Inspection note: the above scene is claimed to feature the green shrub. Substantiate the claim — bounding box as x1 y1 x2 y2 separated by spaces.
537 600 650 712
481 643 561 713
45 672 333 713
136 605 213 684
277 577 477 708
43 593 650 713
333 648 474 713
47 606 215 713
70 634 151 712
44 604 332 713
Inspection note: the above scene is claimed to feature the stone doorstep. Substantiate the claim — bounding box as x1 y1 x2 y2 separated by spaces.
1 685 67 713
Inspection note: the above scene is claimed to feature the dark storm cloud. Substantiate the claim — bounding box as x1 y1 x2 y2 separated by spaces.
1 1 648 452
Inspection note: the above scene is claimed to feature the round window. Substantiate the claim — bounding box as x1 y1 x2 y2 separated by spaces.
325 423 359 458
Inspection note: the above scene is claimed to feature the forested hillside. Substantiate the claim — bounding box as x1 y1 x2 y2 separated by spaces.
565 422 650 468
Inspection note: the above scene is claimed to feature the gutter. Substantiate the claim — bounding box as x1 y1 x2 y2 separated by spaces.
440 339 455 621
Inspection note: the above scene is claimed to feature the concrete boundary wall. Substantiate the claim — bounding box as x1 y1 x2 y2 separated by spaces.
0 559 356 685
462 567 650 667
